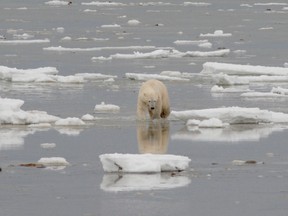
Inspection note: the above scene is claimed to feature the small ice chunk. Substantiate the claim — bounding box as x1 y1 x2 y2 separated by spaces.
101 24 121 28
40 143 56 149
61 36 72 41
200 30 232 37
55 117 86 126
127 19 141 26
94 102 120 112
38 157 69 166
99 153 191 173
81 114 95 121
56 27 65 33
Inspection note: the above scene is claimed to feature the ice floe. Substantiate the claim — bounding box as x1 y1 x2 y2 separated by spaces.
94 102 120 113
44 45 156 52
101 173 191 192
81 1 126 6
201 62 288 76
171 107 288 124
200 30 232 37
127 19 141 26
241 87 288 98
0 39 50 44
55 117 86 126
93 49 230 60
45 0 71 6
0 65 115 84
38 157 69 169
0 97 60 125
81 114 95 121
40 143 56 149
211 85 251 93
125 73 189 81
99 153 191 173
183 2 211 6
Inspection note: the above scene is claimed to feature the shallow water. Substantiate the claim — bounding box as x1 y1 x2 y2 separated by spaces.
1 0 288 216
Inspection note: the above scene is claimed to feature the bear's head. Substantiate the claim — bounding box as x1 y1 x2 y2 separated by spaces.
143 90 158 112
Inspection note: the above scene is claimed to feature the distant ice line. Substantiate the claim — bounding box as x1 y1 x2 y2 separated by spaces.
92 49 230 60
0 38 50 44
43 45 160 52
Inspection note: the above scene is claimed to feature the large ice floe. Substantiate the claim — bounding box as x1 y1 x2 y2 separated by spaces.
201 62 288 85
99 153 191 173
0 65 116 83
171 107 288 124
201 62 288 76
0 97 59 125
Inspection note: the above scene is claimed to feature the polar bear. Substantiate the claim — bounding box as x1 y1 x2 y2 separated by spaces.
137 79 170 120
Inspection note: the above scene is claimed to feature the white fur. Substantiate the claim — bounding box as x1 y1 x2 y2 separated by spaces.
137 79 170 120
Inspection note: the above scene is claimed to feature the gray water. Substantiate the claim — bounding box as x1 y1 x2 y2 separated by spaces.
1 1 288 216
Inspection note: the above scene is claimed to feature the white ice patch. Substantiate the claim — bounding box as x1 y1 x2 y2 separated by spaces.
201 62 288 76
171 107 288 124
81 114 95 121
94 49 230 60
45 0 70 5
125 73 189 81
94 102 120 112
0 65 86 83
241 87 288 98
0 39 50 44
44 45 156 52
211 85 251 93
99 153 191 173
200 30 232 37
40 143 56 149
55 117 86 126
0 97 60 125
101 24 121 28
81 1 126 6
127 19 141 26
38 157 69 166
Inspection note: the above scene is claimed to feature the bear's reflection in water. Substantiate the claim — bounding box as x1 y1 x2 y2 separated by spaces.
137 121 169 154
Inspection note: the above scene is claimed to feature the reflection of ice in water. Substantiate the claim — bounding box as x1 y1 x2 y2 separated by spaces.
101 173 191 192
137 121 169 154
0 127 38 150
172 124 286 142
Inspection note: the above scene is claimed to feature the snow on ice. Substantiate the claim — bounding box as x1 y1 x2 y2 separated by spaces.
99 153 191 173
